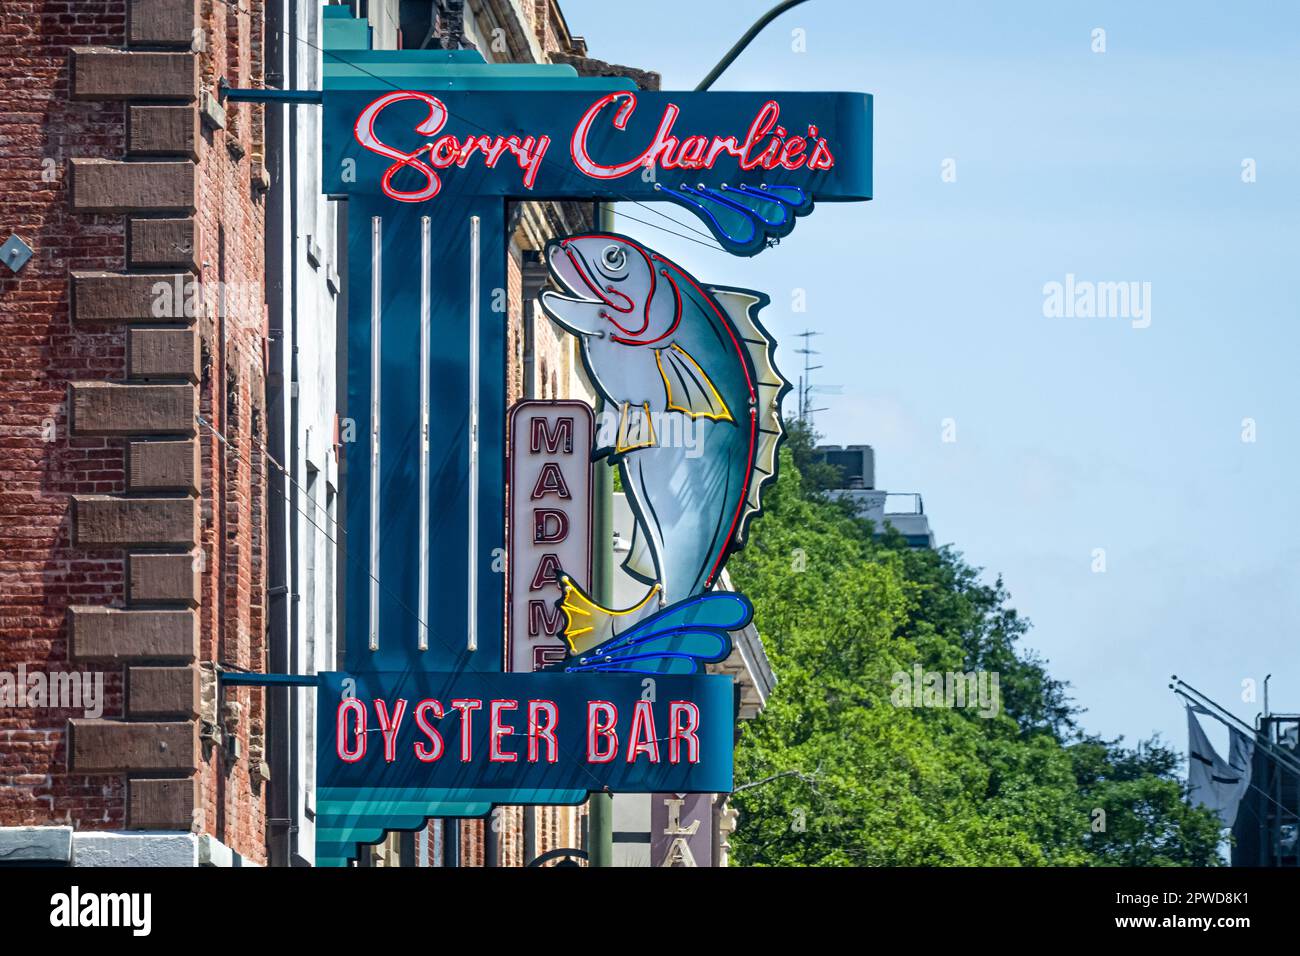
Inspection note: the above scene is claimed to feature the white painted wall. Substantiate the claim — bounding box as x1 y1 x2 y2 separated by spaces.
367 0 402 51
271 0 341 866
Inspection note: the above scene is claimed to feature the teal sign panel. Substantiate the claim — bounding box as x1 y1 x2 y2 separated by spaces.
315 670 734 867
312 7 872 864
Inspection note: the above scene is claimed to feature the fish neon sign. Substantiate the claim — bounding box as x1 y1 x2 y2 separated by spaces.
353 90 838 203
539 233 791 675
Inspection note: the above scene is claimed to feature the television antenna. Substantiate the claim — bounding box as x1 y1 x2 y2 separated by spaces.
793 330 838 426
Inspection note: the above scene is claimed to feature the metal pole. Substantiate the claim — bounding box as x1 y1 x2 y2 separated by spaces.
484 811 499 867
218 77 323 104
695 0 812 91
1272 717 1282 865
588 791 614 868
443 819 460 867
263 0 292 867
586 201 618 868
1174 678 1300 778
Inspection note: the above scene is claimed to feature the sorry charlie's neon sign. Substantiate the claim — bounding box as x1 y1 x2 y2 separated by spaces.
354 90 837 203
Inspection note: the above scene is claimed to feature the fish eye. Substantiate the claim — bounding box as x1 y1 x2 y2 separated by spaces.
600 244 627 273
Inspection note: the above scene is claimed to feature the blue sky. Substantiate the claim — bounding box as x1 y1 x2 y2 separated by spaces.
562 0 1300 752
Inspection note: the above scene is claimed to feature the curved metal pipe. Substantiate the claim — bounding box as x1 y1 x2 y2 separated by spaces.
695 0 813 91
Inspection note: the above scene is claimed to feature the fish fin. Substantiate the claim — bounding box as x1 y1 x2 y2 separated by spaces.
709 288 791 543
654 344 733 421
621 521 659 585
565 594 748 675
558 575 662 657
565 631 731 674
616 401 657 452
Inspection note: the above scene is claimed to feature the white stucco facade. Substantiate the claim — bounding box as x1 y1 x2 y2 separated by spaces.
264 0 345 866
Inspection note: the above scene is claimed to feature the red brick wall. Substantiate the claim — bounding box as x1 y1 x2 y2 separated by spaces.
0 0 130 828
185 0 270 863
0 0 270 863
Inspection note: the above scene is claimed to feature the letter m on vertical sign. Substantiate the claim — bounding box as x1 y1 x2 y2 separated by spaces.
508 401 593 673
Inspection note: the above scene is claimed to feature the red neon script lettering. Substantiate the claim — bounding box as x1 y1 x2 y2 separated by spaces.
571 91 680 178
355 91 551 202
355 91 836 198
571 93 835 178
354 91 449 202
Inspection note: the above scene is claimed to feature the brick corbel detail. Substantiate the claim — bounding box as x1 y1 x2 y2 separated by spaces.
127 0 201 49
66 33 204 788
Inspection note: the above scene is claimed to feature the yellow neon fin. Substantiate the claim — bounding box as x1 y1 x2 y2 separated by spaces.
655 344 733 422
616 401 656 452
558 575 662 657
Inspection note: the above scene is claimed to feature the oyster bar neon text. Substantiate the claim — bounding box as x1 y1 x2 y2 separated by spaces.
335 697 703 766
354 90 839 202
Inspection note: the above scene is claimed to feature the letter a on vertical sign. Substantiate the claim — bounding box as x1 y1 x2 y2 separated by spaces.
508 401 593 672
653 792 713 867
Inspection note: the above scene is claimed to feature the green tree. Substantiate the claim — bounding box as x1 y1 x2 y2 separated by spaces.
726 427 1222 866
1071 736 1224 866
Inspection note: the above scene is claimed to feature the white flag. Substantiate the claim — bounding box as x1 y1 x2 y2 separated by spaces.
1186 705 1254 828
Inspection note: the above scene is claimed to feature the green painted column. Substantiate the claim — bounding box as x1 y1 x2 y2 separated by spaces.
586 201 618 868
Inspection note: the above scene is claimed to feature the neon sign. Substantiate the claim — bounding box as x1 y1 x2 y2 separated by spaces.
507 402 593 673
314 669 734 865
570 92 835 179
304 13 871 864
354 90 551 201
334 693 707 767
349 89 847 208
540 233 787 674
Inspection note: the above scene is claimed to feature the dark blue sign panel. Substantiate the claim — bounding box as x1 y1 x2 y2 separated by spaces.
326 89 871 196
315 670 734 866
325 89 870 256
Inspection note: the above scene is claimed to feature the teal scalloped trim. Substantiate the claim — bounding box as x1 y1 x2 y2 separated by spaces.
315 787 588 867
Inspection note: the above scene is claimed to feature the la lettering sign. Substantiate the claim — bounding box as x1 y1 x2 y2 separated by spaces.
507 402 592 673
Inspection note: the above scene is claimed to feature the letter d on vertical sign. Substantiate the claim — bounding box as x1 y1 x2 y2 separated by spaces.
506 401 594 673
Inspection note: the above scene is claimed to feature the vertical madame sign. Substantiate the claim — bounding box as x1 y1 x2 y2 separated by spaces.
507 401 593 672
